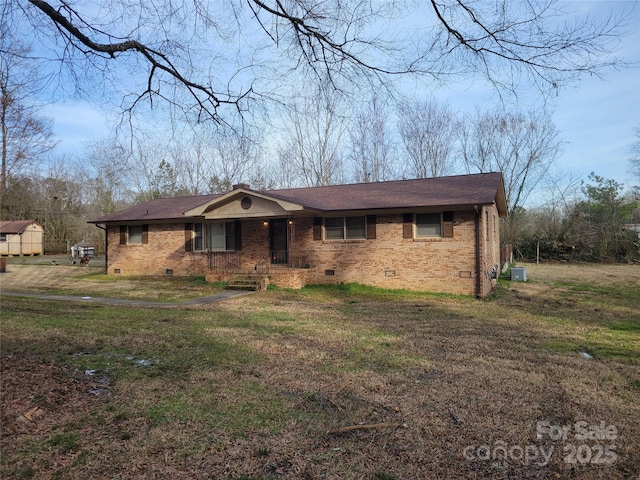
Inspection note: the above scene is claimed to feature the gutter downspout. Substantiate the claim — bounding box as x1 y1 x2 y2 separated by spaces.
474 205 481 299
95 224 108 274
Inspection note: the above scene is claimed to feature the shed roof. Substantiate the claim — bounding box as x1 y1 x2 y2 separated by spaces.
90 173 507 223
0 220 42 234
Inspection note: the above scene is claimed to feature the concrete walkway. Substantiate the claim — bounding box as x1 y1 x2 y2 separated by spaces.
0 289 255 307
0 264 256 307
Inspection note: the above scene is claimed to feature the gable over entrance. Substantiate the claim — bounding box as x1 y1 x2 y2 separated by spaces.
184 188 308 220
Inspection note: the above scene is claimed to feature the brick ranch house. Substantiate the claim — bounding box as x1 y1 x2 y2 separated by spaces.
89 172 508 297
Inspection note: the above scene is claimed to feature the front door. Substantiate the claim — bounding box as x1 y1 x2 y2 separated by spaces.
269 219 288 265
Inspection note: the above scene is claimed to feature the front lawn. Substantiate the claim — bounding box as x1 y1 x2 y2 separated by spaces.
1 264 638 479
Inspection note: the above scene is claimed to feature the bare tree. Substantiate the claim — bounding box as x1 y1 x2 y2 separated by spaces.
171 135 215 196
208 132 261 193
270 148 301 189
86 138 133 213
1 175 39 220
88 135 181 202
39 156 89 251
12 1 629 125
543 168 583 218
461 108 563 212
279 91 347 187
1 7 57 214
398 97 460 178
348 96 395 183
86 126 263 201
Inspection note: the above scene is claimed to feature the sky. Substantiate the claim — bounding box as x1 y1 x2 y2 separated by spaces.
426 1 640 197
544 0 640 192
41 0 640 201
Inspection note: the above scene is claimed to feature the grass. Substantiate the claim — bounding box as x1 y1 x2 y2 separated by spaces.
1 260 226 302
1 263 639 479
495 277 640 363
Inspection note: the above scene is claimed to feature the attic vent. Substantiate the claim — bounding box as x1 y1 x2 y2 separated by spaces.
241 197 252 210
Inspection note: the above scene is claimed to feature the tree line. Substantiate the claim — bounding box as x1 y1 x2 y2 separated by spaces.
1 1 637 260
2 89 638 261
505 174 639 263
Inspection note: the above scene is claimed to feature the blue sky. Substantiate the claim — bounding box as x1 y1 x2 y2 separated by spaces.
430 1 640 195
548 0 639 191
42 0 640 199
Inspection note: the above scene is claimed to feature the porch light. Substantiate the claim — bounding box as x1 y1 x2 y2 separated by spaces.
263 221 269 227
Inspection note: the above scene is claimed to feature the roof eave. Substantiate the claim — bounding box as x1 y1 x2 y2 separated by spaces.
495 175 509 218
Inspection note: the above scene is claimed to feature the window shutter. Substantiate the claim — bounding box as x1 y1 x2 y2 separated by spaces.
442 211 454 238
185 223 193 252
313 217 322 241
142 224 149 244
366 215 376 240
402 213 413 239
234 220 242 251
119 225 126 245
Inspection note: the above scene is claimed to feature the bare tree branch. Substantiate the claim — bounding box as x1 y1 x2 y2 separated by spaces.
18 0 631 124
28 0 249 123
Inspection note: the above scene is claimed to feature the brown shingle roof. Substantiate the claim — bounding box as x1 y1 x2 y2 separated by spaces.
90 194 221 223
265 173 505 212
89 173 506 223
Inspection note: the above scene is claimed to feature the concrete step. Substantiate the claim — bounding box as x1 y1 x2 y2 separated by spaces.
225 284 259 291
224 274 268 292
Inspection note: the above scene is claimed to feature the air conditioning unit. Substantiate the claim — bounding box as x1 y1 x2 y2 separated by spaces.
511 267 527 282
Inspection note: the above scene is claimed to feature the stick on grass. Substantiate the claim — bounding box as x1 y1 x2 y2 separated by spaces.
326 422 407 435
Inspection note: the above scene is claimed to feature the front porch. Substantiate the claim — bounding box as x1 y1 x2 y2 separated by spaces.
204 251 312 290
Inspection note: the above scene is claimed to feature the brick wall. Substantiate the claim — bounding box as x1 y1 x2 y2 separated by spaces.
107 223 209 276
292 213 480 295
106 206 501 297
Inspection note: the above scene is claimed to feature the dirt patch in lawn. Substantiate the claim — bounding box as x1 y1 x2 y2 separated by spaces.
1 355 108 435
0 355 109 477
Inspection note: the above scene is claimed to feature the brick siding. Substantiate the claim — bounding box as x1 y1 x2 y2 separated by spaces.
106 205 501 297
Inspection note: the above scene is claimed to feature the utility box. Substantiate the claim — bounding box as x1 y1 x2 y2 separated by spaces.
511 267 527 282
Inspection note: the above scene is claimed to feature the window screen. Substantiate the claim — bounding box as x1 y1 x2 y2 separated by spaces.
346 216 366 239
128 225 144 244
415 213 442 237
325 217 345 239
